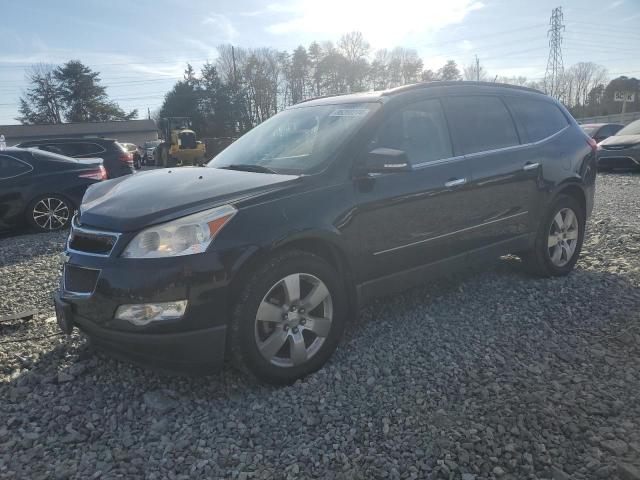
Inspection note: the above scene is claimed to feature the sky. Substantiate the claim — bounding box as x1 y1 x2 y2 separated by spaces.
1 0 639 124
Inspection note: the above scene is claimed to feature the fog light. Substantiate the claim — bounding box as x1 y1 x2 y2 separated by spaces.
115 300 187 326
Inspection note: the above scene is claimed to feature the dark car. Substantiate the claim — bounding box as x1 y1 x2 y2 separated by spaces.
0 148 106 232
15 137 135 179
596 119 640 171
54 82 596 384
581 123 624 143
141 139 162 166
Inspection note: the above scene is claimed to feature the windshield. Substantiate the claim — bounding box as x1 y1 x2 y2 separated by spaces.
616 119 640 136
208 103 378 174
144 140 161 148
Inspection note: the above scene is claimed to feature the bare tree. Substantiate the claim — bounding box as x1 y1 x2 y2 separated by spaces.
338 32 370 92
463 56 489 82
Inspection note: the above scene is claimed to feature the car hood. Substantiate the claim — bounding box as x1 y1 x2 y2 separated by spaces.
79 167 299 232
599 134 640 147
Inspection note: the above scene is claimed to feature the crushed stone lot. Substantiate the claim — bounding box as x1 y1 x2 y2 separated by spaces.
1 173 639 480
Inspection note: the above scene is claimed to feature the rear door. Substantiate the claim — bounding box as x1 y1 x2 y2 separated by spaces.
443 94 537 249
352 97 476 282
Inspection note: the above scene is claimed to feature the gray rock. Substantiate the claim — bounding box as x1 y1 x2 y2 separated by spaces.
600 439 629 456
143 390 177 413
57 372 74 383
618 463 640 480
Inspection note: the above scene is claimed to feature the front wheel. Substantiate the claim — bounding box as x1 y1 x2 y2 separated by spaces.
522 194 585 277
229 250 347 384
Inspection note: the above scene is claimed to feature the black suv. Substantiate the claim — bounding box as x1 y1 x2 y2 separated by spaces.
54 82 596 384
16 137 135 179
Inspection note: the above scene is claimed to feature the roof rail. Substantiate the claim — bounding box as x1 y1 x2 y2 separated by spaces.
382 81 544 96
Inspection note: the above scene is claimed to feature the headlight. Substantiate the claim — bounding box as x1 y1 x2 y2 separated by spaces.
122 205 236 258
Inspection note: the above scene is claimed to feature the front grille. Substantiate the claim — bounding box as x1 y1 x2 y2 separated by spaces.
68 217 120 256
64 265 100 294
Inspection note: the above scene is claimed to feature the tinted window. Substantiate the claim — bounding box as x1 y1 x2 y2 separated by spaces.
373 99 453 164
0 155 31 179
40 142 105 157
446 96 520 155
601 124 623 137
39 144 66 155
506 96 568 142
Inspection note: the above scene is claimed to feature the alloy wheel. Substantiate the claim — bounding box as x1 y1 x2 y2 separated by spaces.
32 197 70 230
254 273 333 368
547 207 579 267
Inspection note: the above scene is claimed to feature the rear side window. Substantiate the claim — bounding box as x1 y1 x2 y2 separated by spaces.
600 124 622 137
446 96 520 155
506 97 568 142
0 155 32 179
374 99 453 165
40 142 105 157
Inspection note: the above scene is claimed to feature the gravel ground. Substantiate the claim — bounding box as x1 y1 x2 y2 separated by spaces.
1 173 639 480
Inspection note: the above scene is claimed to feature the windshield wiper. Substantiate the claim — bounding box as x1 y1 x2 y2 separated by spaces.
219 164 278 174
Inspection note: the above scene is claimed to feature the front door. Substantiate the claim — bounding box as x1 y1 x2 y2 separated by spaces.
351 97 476 283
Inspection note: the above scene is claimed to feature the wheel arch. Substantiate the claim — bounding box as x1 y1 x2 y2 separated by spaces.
228 233 358 319
554 181 587 217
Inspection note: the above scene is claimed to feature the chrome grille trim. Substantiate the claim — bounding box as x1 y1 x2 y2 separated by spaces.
66 215 122 257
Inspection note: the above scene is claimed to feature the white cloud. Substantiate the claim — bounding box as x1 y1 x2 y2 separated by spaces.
459 40 474 51
266 0 484 47
203 13 238 43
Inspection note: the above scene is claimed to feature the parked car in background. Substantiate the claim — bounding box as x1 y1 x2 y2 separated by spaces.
54 82 596 384
0 148 106 232
142 139 162 166
15 137 135 178
597 119 640 171
121 142 143 170
581 123 624 143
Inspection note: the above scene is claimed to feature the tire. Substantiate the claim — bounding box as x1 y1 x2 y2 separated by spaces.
229 250 348 385
522 194 585 277
26 194 73 232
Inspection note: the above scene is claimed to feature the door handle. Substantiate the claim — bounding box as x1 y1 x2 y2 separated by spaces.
444 178 467 188
523 162 540 171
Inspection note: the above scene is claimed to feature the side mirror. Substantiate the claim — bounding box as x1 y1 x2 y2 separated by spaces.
366 148 411 173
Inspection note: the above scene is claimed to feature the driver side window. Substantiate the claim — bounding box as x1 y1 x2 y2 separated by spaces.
374 99 453 165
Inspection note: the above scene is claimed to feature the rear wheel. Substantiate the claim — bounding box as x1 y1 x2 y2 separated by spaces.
522 194 585 277
26 195 73 232
229 250 347 384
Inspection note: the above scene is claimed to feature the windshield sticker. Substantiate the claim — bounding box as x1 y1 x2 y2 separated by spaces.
329 108 370 117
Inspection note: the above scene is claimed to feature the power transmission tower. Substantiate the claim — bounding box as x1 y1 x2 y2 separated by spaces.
544 6 565 100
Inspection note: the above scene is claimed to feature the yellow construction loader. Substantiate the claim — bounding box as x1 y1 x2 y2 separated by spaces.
156 117 206 167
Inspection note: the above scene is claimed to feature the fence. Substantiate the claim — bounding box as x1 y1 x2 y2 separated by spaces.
575 111 640 125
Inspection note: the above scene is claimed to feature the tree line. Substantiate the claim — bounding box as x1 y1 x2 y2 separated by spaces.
17 31 640 132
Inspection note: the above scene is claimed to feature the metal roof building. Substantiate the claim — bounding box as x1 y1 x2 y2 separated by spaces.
0 119 158 146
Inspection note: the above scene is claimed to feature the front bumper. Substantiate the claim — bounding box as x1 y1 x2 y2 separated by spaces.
597 149 640 169
55 229 246 373
56 294 225 373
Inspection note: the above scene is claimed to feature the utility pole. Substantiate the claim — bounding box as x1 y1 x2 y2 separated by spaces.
543 6 565 101
147 107 151 120
475 55 480 82
231 45 239 134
